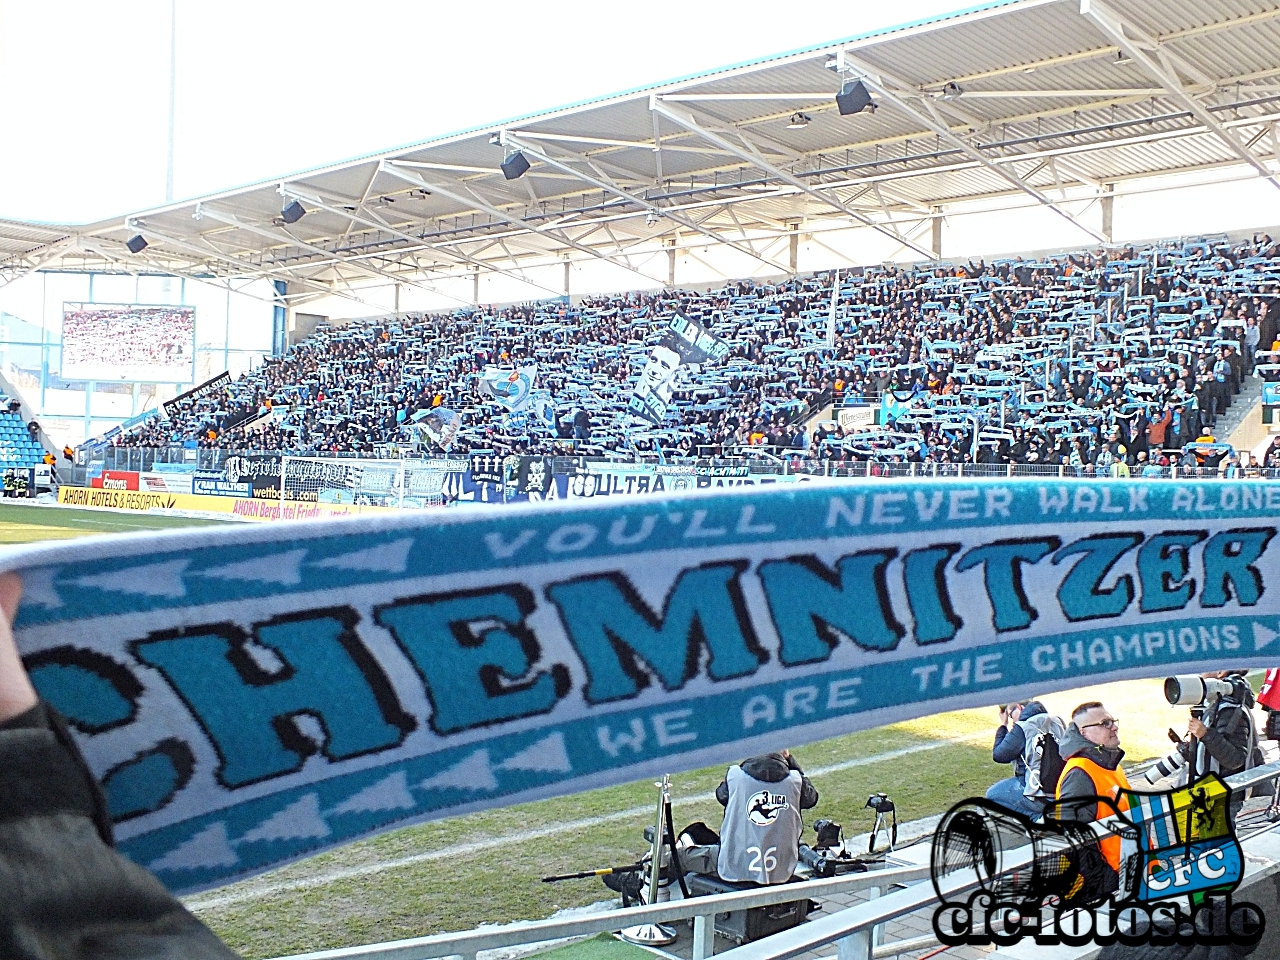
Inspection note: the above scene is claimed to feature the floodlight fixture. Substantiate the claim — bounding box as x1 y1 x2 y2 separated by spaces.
125 234 148 254
835 79 873 116
501 150 531 180
281 200 306 224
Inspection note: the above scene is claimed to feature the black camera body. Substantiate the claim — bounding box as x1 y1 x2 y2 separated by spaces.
865 792 895 814
813 818 842 850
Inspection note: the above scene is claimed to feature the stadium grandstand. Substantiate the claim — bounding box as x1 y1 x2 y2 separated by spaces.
105 235 1278 476
1 5 1279 424
7 3 1280 960
2 0 1279 496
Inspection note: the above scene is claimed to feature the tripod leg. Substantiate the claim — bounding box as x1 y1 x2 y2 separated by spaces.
1266 776 1280 821
663 798 690 897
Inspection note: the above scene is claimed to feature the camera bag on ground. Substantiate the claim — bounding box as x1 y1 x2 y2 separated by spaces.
684 873 814 943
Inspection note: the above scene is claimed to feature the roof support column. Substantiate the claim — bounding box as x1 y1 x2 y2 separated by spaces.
667 238 676 287
272 280 288 357
788 223 799 275
1100 184 1114 244
931 206 943 260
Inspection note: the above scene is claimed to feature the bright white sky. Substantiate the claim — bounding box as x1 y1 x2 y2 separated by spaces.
0 0 974 225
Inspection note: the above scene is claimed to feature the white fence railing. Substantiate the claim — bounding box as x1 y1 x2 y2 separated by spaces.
271 760 1280 960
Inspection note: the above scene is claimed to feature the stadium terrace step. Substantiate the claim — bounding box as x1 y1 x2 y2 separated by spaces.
1217 374 1264 445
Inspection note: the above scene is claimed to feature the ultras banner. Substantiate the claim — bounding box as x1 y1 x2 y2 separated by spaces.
161 372 232 419
8 479 1280 894
628 313 729 424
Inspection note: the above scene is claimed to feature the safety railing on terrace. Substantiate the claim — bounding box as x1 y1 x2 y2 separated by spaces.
270 761 1280 960
71 444 1277 490
822 461 1273 481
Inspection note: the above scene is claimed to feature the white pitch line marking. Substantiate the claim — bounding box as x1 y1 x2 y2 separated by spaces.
184 731 989 912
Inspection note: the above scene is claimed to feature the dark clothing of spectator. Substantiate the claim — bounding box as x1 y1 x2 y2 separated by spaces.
0 701 240 959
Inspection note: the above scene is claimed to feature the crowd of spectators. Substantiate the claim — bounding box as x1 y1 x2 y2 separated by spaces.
109 233 1280 467
63 306 194 380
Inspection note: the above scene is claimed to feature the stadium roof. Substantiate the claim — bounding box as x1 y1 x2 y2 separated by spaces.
3 0 1279 306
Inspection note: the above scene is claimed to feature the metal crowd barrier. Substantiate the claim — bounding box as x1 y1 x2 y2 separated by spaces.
269 864 932 960
64 454 1280 491
267 761 1280 960
80 446 1277 482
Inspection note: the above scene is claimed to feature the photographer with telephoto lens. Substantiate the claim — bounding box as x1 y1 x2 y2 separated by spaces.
1165 670 1265 823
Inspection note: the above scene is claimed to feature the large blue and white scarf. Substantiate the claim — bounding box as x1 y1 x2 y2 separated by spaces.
7 478 1277 894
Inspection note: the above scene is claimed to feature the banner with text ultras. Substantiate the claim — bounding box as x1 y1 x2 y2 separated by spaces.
13 480 1280 894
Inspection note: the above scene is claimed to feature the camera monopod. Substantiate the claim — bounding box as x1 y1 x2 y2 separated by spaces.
1188 707 1206 780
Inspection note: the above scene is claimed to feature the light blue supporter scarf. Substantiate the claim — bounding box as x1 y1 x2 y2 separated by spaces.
6 478 1276 893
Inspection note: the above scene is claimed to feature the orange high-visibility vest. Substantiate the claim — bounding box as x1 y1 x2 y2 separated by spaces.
1056 756 1131 872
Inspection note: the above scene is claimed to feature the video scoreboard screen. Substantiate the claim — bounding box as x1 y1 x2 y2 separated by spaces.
61 303 196 382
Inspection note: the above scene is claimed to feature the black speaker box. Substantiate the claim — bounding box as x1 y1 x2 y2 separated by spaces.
501 151 531 180
836 80 872 116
